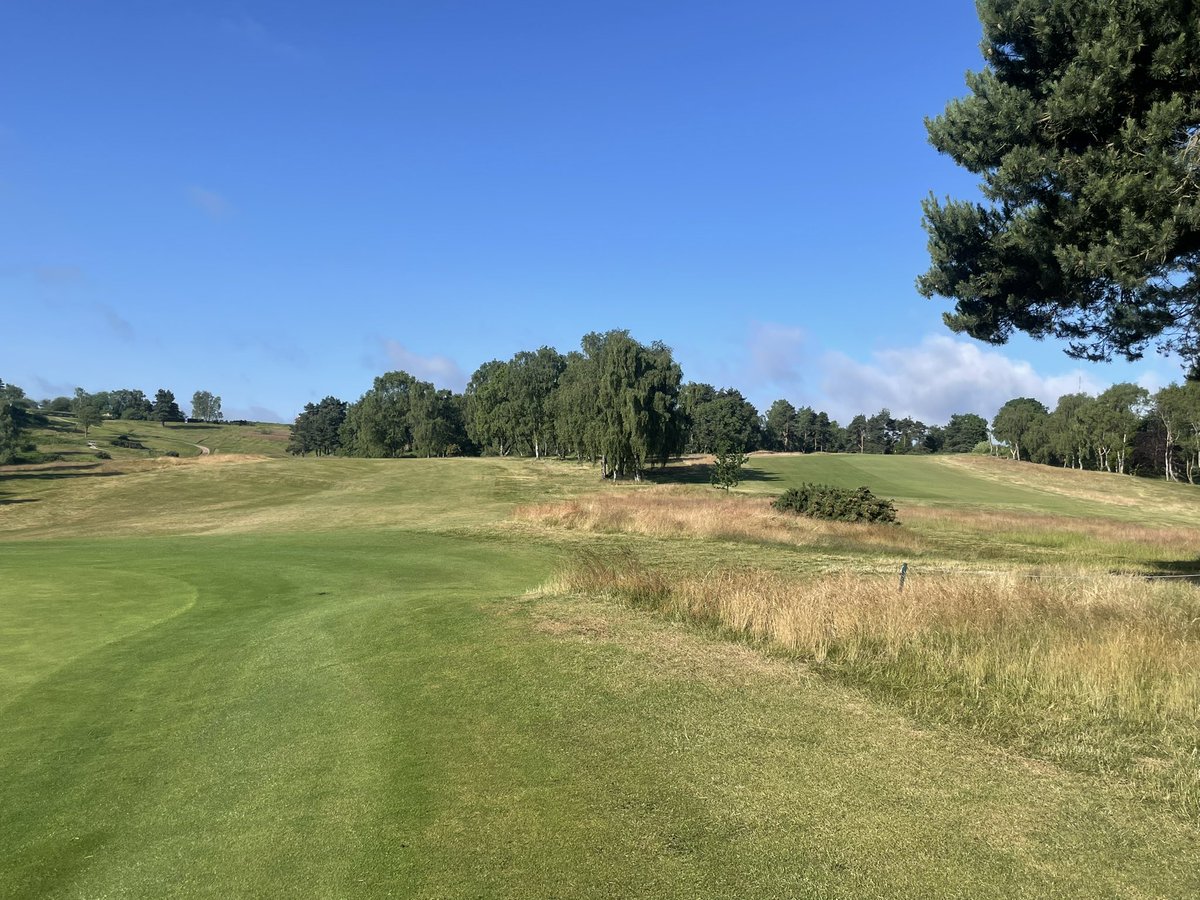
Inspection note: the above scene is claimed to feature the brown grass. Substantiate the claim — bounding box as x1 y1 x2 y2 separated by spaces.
902 505 1200 551
514 486 924 554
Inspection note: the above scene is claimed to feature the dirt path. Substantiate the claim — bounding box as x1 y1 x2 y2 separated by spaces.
193 444 211 456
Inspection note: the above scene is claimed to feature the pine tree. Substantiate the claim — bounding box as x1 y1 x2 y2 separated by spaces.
919 0 1200 370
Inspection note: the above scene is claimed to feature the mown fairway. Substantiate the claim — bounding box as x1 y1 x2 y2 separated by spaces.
3 453 1200 897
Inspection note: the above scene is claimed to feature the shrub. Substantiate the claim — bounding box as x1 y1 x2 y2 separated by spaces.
710 449 748 490
110 435 148 450
772 483 898 524
163 450 180 458
94 450 111 460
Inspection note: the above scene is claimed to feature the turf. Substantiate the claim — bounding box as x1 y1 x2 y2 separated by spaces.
26 415 292 462
740 452 1200 524
2 454 1199 896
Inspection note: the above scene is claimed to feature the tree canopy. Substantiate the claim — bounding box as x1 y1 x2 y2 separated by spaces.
191 391 223 423
919 0 1200 371
151 389 184 426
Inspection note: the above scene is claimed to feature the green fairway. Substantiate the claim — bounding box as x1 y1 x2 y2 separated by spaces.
742 452 1200 524
2 454 1199 896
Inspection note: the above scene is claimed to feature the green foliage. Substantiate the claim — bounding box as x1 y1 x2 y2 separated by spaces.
0 379 33 464
465 359 520 456
1154 379 1200 482
763 399 797 451
544 331 685 478
919 0 1200 368
681 384 760 454
991 397 1049 461
772 483 898 524
108 388 152 420
709 449 748 490
72 388 104 437
191 390 223 423
341 372 467 459
151 389 184 426
288 396 347 456
110 435 149 450
942 413 989 453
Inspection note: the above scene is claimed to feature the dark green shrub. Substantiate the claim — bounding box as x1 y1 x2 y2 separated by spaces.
110 435 148 450
163 450 180 458
772 483 898 524
94 450 111 460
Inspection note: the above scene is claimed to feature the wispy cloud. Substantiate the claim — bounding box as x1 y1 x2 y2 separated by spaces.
29 375 78 400
95 303 135 342
382 340 467 391
186 185 233 219
33 265 85 286
220 14 306 62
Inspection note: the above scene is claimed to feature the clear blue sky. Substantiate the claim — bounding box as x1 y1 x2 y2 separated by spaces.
0 1 1179 424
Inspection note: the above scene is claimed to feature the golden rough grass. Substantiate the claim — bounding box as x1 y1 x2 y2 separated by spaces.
514 486 924 553
549 552 1200 817
902 505 1200 555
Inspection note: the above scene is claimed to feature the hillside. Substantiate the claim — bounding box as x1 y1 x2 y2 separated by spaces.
24 414 292 461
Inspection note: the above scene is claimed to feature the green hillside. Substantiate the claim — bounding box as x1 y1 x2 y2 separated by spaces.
27 414 292 461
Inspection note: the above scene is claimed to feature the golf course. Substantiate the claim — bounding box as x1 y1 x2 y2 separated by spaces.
3 426 1200 898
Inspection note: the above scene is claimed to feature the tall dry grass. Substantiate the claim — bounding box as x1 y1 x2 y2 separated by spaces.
902 505 1200 561
548 550 1200 820
515 487 924 554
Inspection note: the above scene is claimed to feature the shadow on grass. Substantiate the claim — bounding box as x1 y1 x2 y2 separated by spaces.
0 497 40 505
647 460 781 486
1144 559 1200 584
0 463 121 482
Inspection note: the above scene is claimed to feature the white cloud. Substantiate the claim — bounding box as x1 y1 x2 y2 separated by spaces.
818 334 1105 424
186 186 233 219
383 340 467 391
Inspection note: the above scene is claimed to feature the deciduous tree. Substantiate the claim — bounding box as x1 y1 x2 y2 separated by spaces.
992 397 1049 461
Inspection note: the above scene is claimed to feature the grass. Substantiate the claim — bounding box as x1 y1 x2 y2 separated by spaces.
550 550 1200 820
26 414 292 462
2 451 1200 895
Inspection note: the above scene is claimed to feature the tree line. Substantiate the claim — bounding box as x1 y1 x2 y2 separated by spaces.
991 383 1200 482
36 387 224 431
286 330 1200 483
290 331 685 479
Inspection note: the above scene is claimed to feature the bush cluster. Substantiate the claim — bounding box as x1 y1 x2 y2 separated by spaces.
110 435 148 450
772 483 898 524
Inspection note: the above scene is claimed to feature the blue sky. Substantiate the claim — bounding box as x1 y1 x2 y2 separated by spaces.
0 1 1181 424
